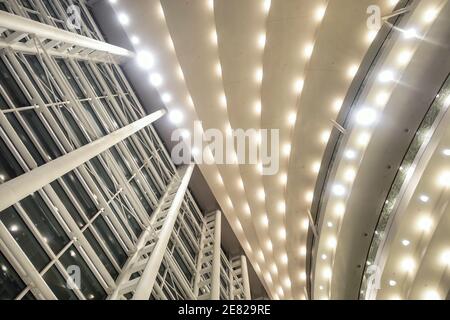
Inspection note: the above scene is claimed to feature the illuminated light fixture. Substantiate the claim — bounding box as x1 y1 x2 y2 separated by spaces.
9 225 19 232
263 0 271 13
438 171 450 187
243 204 251 216
347 64 359 78
168 109 183 125
280 253 288 265
366 29 378 43
278 228 287 240
283 144 291 157
397 50 413 66
161 93 172 103
333 98 343 112
357 132 371 147
303 43 314 59
423 8 438 23
277 201 286 213
283 277 291 288
217 174 224 185
210 31 218 45
355 108 377 126
440 250 450 266
305 191 314 203
389 280 397 287
219 93 227 108
266 240 273 252
131 35 140 45
294 78 304 93
312 161 321 174
378 70 395 83
258 33 266 49
344 168 356 182
277 286 284 296
321 254 327 260
375 91 390 106
334 203 345 217
258 188 265 201
149 73 163 87
417 216 433 232
332 184 346 197
279 173 287 185
117 13 130 26
215 63 222 77
323 267 332 279
403 28 417 39
419 194 430 203
327 221 333 228
300 246 307 256
270 263 278 275
327 236 337 249
254 101 262 115
315 5 326 22
300 271 307 281
320 130 331 144
261 215 269 227
443 149 450 157
401 239 410 247
401 257 415 272
344 149 357 160
288 112 297 126
207 0 214 10
423 290 441 300
302 218 309 230
255 68 263 82
256 162 263 174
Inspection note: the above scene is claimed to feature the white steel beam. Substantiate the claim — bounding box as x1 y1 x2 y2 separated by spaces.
0 110 165 212
210 210 222 300
240 255 251 300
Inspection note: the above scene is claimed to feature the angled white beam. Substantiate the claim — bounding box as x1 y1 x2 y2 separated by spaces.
0 11 134 61
0 110 165 212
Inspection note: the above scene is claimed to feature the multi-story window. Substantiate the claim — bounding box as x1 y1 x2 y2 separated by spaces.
0 0 251 300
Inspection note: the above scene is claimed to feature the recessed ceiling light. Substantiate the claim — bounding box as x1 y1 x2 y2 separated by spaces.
168 109 183 125
357 132 371 147
344 149 357 160
443 149 450 157
438 171 450 187
305 191 314 203
334 203 345 217
323 267 332 279
263 0 271 13
440 250 450 266
288 112 297 126
254 101 262 115
300 271 307 281
9 225 19 232
366 30 378 43
419 194 430 203
258 189 265 201
401 239 410 247
279 173 287 185
294 78 304 93
278 228 287 240
401 257 415 272
423 290 441 300
312 161 321 174
397 50 413 66
261 215 269 227
389 280 397 287
149 73 163 87
300 246 307 256
280 253 288 265
320 130 331 144
117 13 130 26
131 35 140 45
355 108 377 126
332 184 346 196
347 64 359 78
403 28 417 39
321 254 327 260
375 91 389 106
210 31 218 45
333 98 343 112
283 144 291 157
423 8 438 23
255 68 263 82
378 70 395 83
344 168 356 182
303 43 314 59
417 216 433 232
327 236 337 249
136 51 154 70
302 218 309 230
215 63 222 77
258 33 266 49
161 93 172 103
277 201 286 213
314 5 326 22
327 221 333 228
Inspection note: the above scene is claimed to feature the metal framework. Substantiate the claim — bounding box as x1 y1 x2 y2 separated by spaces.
0 0 251 300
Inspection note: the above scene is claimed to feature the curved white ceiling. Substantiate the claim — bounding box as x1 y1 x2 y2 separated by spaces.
108 0 399 299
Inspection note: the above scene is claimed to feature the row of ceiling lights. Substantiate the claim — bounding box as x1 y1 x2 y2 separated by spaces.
313 1 442 300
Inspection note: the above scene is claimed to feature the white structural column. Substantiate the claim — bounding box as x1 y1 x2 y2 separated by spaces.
0 110 165 212
0 11 134 61
133 164 195 300
240 255 251 300
211 210 222 300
